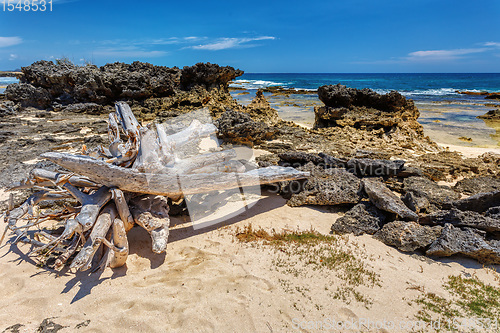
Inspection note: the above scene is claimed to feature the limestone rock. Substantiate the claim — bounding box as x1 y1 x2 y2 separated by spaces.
403 176 460 213
362 178 419 221
453 176 500 195
5 83 51 108
331 202 386 235
486 207 500 220
420 208 500 233
215 110 275 146
375 221 442 252
286 163 362 207
452 190 500 213
427 224 500 264
244 89 280 125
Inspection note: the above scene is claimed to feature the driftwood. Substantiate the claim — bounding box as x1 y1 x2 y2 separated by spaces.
2 102 309 272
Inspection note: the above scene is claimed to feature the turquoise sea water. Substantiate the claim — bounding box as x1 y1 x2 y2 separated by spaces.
230 73 500 147
0 77 18 93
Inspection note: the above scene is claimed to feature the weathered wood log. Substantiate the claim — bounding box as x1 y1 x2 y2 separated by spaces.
62 183 112 231
174 149 237 174
70 203 117 271
156 120 217 160
191 160 246 174
101 217 128 268
41 152 310 197
130 195 170 254
8 168 99 191
111 188 134 232
108 112 121 157
115 102 141 138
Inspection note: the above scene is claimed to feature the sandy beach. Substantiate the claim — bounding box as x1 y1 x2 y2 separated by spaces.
1 62 500 333
2 190 500 333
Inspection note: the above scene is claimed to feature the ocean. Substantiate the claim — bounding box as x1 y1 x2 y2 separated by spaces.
2 74 499 147
0 77 18 93
230 73 500 148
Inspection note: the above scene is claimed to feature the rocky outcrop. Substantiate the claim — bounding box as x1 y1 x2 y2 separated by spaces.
278 151 324 167
5 82 51 108
244 90 280 125
312 84 438 155
420 208 500 233
375 221 442 252
286 163 362 207
180 62 243 91
5 60 243 112
426 224 500 264
215 110 275 146
314 84 421 130
0 100 16 116
486 207 500 219
402 176 460 213
478 109 500 120
452 190 500 213
362 179 419 221
415 151 500 181
61 103 105 115
453 176 500 195
331 202 386 236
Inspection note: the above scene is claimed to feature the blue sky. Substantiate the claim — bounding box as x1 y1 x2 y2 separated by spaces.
1 0 499 72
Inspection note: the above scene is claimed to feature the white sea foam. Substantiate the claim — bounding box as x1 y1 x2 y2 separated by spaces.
0 77 18 85
230 79 286 89
402 88 458 96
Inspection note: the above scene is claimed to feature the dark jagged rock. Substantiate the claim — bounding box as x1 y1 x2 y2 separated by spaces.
395 166 424 178
452 190 500 213
420 208 500 233
346 158 405 177
180 62 243 91
362 179 418 221
8 60 243 110
331 202 386 236
61 103 105 115
318 84 407 111
5 82 51 108
426 224 500 264
485 94 500 100
286 163 362 207
402 192 430 214
278 151 324 167
0 100 16 116
318 152 348 168
478 109 500 120
486 207 500 220
403 176 460 213
319 152 406 176
18 60 180 104
215 110 275 146
453 176 500 195
374 221 442 252
314 84 421 130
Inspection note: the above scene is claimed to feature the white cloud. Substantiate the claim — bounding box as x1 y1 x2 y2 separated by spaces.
406 48 487 61
484 42 500 48
9 54 18 60
0 37 22 48
190 36 276 51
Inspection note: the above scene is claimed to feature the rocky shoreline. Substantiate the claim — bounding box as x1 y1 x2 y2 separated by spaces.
1 60 500 265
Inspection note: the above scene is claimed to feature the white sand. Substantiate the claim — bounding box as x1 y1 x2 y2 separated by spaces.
437 142 500 158
1 193 499 332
